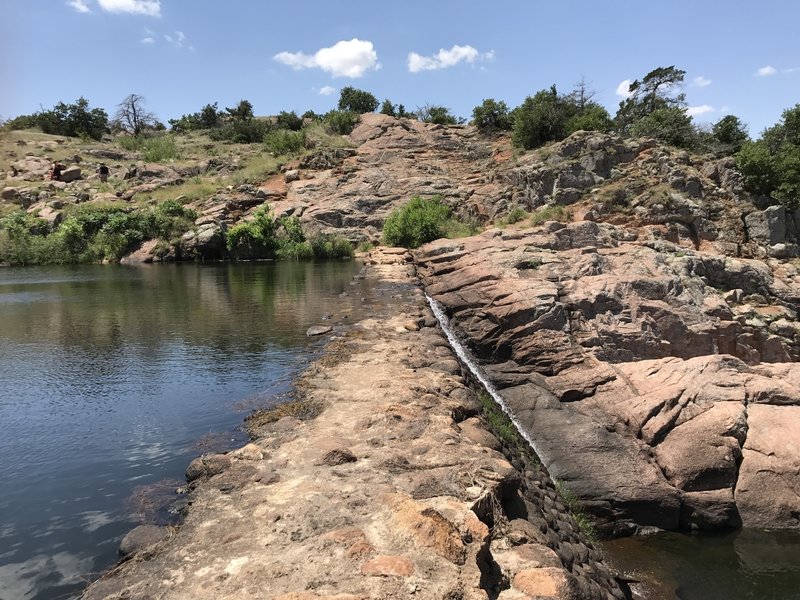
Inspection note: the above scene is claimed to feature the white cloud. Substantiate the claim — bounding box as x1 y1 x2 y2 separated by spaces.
67 0 91 13
140 36 154 44
784 67 800 74
692 75 711 87
97 0 161 16
687 104 715 117
318 86 337 96
274 39 379 78
756 65 777 76
407 44 493 73
615 79 633 98
164 31 191 49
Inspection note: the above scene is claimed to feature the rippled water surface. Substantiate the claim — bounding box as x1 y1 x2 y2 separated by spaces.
0 262 382 600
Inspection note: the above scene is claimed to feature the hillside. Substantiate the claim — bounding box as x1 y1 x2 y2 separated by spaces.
3 115 799 533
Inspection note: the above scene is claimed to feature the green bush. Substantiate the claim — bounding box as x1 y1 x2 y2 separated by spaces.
4 97 108 140
497 206 528 226
309 234 354 259
530 204 570 226
382 196 451 248
275 111 304 131
264 129 306 155
629 107 695 148
226 207 279 259
208 119 271 143
324 110 360 135
142 135 180 162
737 104 800 207
472 99 512 131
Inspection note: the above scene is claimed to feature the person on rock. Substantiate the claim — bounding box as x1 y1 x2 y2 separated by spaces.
97 163 110 183
50 161 65 181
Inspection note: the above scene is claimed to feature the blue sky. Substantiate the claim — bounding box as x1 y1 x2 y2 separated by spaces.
2 0 798 135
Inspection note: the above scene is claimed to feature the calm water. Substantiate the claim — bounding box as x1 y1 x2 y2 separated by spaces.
603 529 800 600
0 261 390 600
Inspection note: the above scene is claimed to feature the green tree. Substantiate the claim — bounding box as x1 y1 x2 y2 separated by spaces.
226 99 254 121
338 87 378 114
512 86 573 149
615 66 687 135
565 103 613 135
629 107 694 147
472 98 512 131
737 104 800 207
380 99 397 117
712 115 749 152
417 104 458 125
275 110 303 131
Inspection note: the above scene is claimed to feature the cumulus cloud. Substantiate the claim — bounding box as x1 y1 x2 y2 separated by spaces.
756 65 777 76
97 0 161 16
274 39 379 78
318 86 337 96
67 0 91 13
140 36 154 44
687 104 715 117
615 79 633 98
407 44 493 73
692 75 711 87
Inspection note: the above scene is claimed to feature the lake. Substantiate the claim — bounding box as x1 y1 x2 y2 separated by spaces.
0 261 384 600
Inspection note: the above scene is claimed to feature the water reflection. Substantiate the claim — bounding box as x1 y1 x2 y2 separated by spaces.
0 261 384 600
602 529 800 600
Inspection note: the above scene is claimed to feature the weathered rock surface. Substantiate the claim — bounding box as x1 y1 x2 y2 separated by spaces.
416 219 800 533
81 249 623 600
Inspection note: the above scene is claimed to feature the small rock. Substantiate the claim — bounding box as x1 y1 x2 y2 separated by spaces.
284 169 300 183
319 445 357 466
59 167 81 183
1 187 19 201
306 325 332 337
119 525 168 558
231 443 264 461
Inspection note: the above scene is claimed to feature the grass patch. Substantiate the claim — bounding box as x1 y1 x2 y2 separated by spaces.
224 153 280 187
554 480 598 542
530 204 570 226
496 206 529 227
478 391 527 452
117 134 181 162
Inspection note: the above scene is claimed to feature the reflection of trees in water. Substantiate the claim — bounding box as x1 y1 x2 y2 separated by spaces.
0 262 366 357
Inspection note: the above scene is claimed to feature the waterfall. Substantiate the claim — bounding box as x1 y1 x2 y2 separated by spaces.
425 294 546 461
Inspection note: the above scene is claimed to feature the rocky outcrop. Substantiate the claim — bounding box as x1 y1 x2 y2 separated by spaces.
416 221 800 534
82 250 624 600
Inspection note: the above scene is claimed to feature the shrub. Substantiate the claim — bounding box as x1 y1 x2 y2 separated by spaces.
712 115 749 153
142 135 180 162
629 107 695 148
382 196 451 248
226 207 279 259
324 110 360 135
275 111 304 131
472 99 512 131
309 234 354 259
737 104 800 207
264 129 306 155
208 119 271 143
497 206 528 226
565 104 613 135
530 204 570 226
512 86 572 149
417 104 459 125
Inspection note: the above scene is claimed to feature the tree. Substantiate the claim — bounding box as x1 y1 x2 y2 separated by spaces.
512 86 573 149
416 104 458 125
225 100 254 121
629 107 695 148
338 87 379 114
380 99 397 117
275 110 303 131
712 115 749 153
568 76 596 111
565 103 613 135
396 104 411 118
615 66 686 135
169 102 223 132
114 94 159 136
737 104 800 207
472 99 512 131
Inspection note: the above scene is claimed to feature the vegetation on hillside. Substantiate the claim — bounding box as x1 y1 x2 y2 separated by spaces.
382 196 479 248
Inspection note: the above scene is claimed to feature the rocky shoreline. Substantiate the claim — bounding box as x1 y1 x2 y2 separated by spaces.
82 248 625 600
